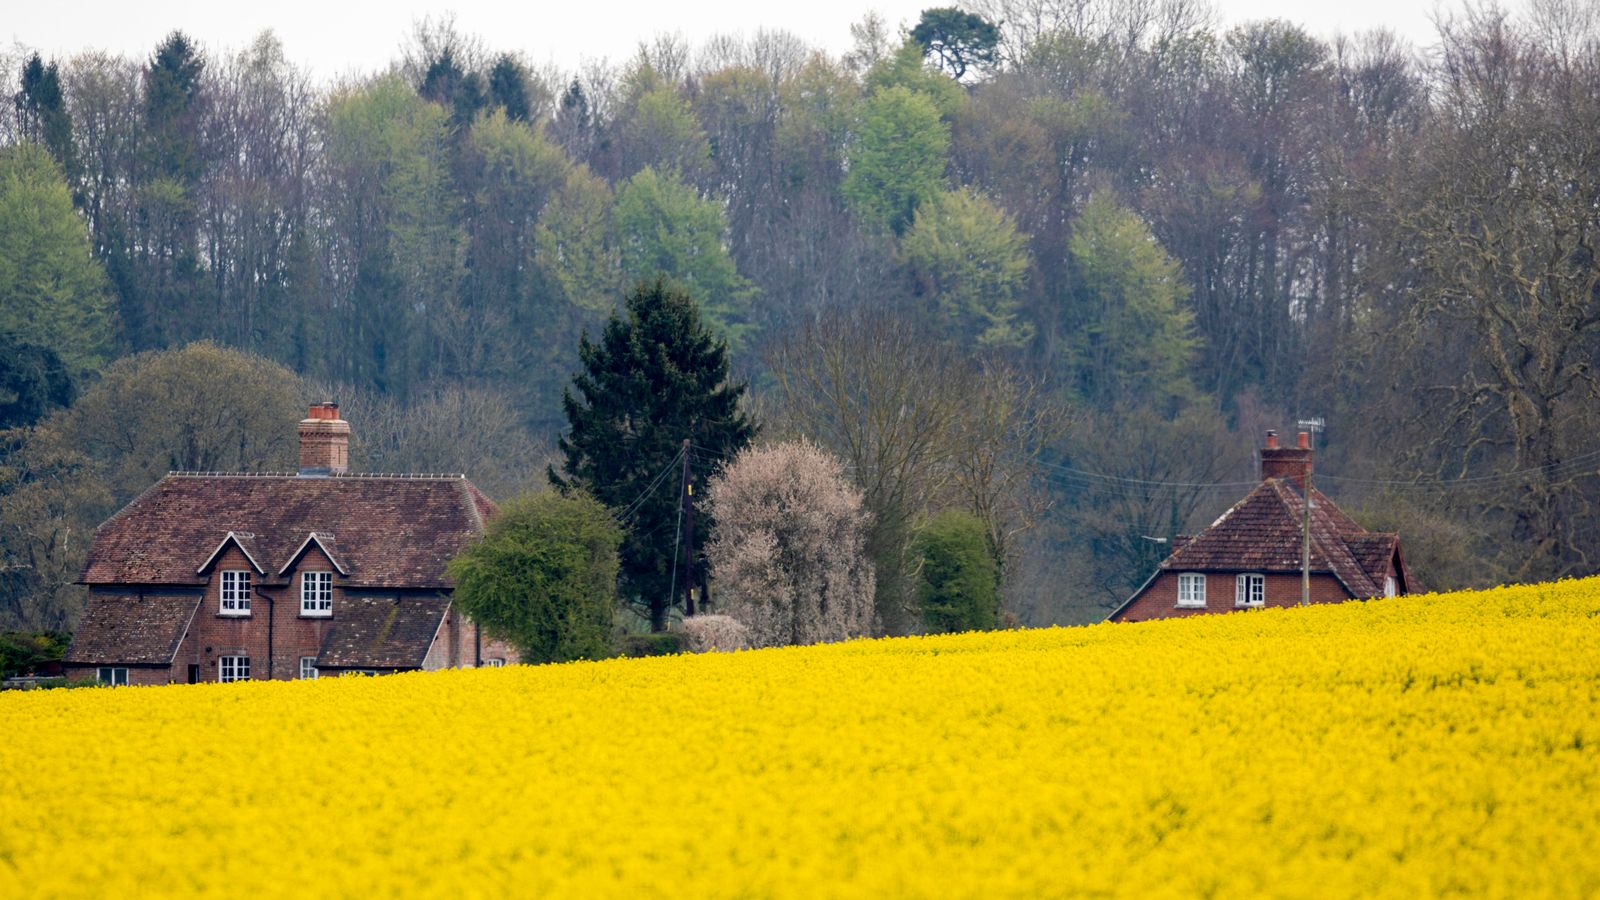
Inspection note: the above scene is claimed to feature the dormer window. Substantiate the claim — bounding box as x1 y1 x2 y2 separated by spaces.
220 570 252 615
301 571 333 616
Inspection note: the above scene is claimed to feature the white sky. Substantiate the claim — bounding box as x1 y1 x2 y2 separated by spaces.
8 0 1452 80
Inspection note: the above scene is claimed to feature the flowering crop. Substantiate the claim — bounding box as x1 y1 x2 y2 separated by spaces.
2 579 1598 897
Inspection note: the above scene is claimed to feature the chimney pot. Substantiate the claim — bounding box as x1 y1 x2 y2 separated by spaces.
299 404 350 476
1260 428 1313 489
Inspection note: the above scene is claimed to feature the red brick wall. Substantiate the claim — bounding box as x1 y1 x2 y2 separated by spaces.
420 605 521 669
163 545 344 683
1112 571 1354 623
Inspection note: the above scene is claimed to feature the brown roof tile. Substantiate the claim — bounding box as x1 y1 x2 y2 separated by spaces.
1160 479 1386 598
81 474 497 589
316 595 448 669
65 592 200 665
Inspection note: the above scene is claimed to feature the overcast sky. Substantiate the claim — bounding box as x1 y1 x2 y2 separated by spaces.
9 0 1452 79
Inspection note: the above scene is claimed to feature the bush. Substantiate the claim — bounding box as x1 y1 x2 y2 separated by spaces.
681 615 750 653
617 633 686 658
916 509 1001 633
0 631 70 679
448 490 622 664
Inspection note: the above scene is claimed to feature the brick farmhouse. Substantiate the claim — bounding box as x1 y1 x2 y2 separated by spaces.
1109 430 1416 623
64 403 517 686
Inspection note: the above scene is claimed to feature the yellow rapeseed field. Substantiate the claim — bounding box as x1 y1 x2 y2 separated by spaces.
2 579 1598 898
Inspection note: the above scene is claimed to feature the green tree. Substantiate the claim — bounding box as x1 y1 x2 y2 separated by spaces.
911 8 1001 81
613 167 754 346
901 187 1033 348
0 336 75 431
448 490 621 663
0 143 115 377
842 86 949 235
864 41 966 117
915 509 1000 633
0 341 301 630
551 279 755 631
322 75 462 394
1067 193 1200 409
14 54 77 182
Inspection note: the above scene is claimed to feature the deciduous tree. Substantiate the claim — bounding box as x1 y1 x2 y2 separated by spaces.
707 440 873 647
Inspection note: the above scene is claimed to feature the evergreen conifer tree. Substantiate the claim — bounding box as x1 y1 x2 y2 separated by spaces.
551 278 755 631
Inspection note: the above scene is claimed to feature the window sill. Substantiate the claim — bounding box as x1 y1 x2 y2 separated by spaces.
216 611 252 618
1175 603 1206 610
299 612 333 619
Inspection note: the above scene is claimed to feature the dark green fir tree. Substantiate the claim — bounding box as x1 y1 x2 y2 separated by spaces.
551 277 755 631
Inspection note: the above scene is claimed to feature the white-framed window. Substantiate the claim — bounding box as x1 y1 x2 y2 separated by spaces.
219 570 251 615
1235 573 1266 607
483 658 505 668
300 571 333 616
97 667 129 686
1177 573 1207 608
299 656 319 680
219 655 250 682
1384 575 1398 598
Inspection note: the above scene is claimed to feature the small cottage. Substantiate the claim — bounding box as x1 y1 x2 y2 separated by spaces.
64 403 517 685
1109 430 1415 623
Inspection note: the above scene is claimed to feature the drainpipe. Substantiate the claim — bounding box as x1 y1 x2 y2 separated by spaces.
253 585 276 680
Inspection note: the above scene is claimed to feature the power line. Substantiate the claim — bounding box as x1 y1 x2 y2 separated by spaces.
615 445 686 522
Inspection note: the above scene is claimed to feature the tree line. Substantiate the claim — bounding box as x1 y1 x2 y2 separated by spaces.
3 0 1599 634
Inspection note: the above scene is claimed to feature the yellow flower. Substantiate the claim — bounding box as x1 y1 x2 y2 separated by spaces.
2 579 1598 897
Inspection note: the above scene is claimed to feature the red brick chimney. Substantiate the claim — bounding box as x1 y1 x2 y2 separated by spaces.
298 402 350 476
1260 429 1312 490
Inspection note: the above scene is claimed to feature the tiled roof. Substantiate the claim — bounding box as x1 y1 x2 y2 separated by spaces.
82 474 497 589
1160 479 1400 598
316 595 448 669
65 593 200 665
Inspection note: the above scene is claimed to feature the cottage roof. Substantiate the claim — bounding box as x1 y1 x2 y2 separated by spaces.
316 596 449 669
65 593 200 666
81 473 496 589
1159 478 1396 597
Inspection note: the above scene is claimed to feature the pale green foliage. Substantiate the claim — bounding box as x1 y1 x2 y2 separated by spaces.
0 143 114 377
865 41 966 117
621 86 711 178
613 167 753 346
1068 194 1200 408
447 490 621 664
325 76 460 292
842 87 950 235
535 166 619 314
902 188 1034 348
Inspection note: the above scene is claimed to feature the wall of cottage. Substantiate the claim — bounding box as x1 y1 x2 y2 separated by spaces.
159 544 346 683
420 606 520 670
75 541 519 685
1112 571 1354 623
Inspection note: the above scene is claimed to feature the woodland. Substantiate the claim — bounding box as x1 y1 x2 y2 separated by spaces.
2 0 1599 633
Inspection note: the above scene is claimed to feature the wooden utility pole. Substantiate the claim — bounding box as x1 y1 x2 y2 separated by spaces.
1295 421 1322 607
681 438 697 617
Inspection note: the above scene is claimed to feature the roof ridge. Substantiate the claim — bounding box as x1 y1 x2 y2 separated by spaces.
166 471 469 480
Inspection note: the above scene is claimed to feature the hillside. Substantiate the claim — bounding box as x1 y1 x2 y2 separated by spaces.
2 579 1598 897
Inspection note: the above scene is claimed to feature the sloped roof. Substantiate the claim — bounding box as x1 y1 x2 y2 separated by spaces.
1159 479 1399 598
81 474 497 589
316 595 448 669
65 593 200 665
